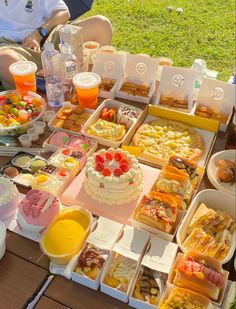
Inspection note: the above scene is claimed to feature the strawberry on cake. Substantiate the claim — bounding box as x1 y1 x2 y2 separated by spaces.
17 190 61 235
84 148 143 205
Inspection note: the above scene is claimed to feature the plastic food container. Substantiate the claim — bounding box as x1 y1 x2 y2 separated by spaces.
0 221 6 260
0 90 46 136
40 207 93 265
176 189 236 264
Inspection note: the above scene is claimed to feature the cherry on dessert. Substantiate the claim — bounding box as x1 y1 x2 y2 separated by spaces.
114 168 123 177
105 152 113 161
59 169 68 177
120 163 129 172
95 154 105 163
96 162 104 172
62 149 71 155
102 167 111 176
114 152 122 162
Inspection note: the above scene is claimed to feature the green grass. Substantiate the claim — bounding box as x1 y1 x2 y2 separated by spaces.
84 0 235 81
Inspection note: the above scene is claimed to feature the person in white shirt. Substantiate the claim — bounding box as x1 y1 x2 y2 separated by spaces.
0 0 112 89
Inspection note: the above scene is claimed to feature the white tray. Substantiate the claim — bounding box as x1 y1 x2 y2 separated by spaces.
207 149 236 196
176 189 236 264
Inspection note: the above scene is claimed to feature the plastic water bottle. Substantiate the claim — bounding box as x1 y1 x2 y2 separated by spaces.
41 43 64 107
59 43 78 101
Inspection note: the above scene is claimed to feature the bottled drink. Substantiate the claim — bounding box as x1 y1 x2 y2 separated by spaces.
41 43 64 107
59 43 78 102
59 24 84 72
226 109 236 149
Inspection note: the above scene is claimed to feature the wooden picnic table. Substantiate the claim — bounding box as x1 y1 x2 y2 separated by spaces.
0 97 235 309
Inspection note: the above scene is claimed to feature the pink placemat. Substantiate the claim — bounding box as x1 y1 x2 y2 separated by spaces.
60 164 160 224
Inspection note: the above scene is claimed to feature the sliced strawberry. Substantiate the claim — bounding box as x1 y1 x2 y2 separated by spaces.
114 152 122 162
95 154 104 163
102 167 111 176
62 149 71 155
120 158 129 165
120 163 129 172
96 162 104 172
114 168 123 177
105 152 113 161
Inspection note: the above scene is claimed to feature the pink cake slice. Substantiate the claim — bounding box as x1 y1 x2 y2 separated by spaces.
17 189 61 235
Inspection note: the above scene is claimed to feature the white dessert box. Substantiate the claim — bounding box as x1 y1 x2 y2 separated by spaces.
167 252 229 307
115 54 159 104
100 226 150 302
192 78 235 132
221 281 236 309
129 237 178 309
155 66 198 112
81 98 144 148
176 189 236 264
69 217 124 290
92 53 126 99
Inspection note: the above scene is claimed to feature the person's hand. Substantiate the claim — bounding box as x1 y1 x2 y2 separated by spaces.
22 30 42 52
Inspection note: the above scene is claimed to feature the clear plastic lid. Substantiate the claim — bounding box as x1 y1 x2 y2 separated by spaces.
44 43 55 52
9 61 37 76
73 72 101 89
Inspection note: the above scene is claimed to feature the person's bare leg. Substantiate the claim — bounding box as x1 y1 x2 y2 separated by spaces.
71 15 112 46
0 49 22 89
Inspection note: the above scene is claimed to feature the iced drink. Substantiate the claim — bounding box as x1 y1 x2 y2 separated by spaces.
73 72 101 109
9 61 37 96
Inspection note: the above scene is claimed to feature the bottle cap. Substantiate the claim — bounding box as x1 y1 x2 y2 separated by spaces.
73 72 101 89
44 43 54 52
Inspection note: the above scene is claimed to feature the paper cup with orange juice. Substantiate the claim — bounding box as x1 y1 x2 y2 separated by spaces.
40 207 93 265
73 72 101 109
9 61 37 96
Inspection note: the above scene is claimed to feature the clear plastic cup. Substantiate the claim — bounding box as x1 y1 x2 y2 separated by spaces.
9 61 37 96
27 128 39 142
83 51 89 71
99 45 116 54
43 110 56 123
33 121 46 135
73 72 101 109
18 134 32 147
83 41 100 64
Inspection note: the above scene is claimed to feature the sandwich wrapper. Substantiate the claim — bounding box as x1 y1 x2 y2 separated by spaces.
92 53 126 99
100 226 150 303
192 78 235 132
155 66 198 112
129 237 178 309
167 252 229 307
115 54 159 104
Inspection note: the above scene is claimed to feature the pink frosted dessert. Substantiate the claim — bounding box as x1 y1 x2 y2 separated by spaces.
17 190 61 235
0 177 20 220
49 131 70 147
68 135 90 152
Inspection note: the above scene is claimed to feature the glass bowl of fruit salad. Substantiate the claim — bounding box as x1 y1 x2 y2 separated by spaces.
0 90 46 136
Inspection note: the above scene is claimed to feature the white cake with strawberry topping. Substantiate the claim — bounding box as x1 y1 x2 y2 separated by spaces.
84 148 143 205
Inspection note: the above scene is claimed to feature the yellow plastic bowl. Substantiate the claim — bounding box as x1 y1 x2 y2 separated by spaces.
40 206 93 265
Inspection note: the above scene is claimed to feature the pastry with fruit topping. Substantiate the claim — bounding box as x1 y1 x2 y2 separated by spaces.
17 189 61 235
84 148 143 205
117 106 141 129
75 244 106 279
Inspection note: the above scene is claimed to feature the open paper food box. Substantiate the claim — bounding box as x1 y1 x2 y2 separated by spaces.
122 104 220 169
176 189 236 264
129 237 178 309
155 66 198 112
81 98 144 148
48 102 94 134
69 217 124 290
92 53 126 99
167 252 229 307
100 226 150 302
192 78 235 132
115 54 159 104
